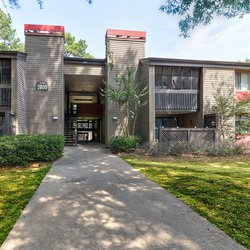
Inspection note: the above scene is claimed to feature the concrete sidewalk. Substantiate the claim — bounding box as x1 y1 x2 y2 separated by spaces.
1 144 245 250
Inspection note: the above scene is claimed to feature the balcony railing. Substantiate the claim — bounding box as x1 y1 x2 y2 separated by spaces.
155 90 198 111
0 87 11 107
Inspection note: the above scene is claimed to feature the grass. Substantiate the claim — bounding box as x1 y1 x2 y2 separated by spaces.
0 163 51 246
122 155 250 249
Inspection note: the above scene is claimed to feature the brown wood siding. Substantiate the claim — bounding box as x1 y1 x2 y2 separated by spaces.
16 54 27 134
105 38 145 144
64 64 104 76
203 68 235 114
137 62 150 141
25 35 64 135
202 68 235 132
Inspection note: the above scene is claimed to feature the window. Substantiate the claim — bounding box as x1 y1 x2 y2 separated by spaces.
0 59 11 85
191 69 199 89
182 68 191 89
172 67 182 89
236 72 250 91
155 67 163 89
162 67 172 89
0 115 4 127
155 66 200 90
204 114 216 128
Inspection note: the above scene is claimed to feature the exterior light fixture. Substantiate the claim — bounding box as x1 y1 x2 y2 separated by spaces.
52 116 58 121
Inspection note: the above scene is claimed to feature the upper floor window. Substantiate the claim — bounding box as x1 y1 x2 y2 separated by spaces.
236 72 250 91
0 59 11 85
155 66 200 90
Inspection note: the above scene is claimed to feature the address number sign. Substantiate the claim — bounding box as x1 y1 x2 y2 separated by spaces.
36 81 48 91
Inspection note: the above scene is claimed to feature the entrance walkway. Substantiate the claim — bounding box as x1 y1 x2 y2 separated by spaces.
1 144 244 250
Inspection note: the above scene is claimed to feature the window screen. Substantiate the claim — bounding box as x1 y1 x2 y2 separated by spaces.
0 59 11 84
182 68 191 89
172 67 182 89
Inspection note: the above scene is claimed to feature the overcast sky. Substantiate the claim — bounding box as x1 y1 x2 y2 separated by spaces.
3 0 250 62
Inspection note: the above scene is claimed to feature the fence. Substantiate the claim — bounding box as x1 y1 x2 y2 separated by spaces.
156 127 217 146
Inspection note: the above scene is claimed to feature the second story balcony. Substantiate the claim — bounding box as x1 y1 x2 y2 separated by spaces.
155 66 200 112
155 89 198 111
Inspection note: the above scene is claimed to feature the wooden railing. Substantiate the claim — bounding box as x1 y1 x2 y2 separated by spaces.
156 127 217 146
155 90 198 111
0 87 11 107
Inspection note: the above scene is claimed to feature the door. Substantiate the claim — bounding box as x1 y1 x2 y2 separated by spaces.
77 119 100 142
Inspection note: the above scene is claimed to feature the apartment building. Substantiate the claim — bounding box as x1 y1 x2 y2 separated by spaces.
0 24 249 144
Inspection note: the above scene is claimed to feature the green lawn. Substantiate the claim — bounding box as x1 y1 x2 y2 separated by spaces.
123 155 250 249
0 163 51 246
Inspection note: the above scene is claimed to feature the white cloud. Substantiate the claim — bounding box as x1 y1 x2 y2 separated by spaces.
154 15 250 62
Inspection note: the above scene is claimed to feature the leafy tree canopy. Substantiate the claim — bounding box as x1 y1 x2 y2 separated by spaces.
6 0 250 37
6 0 92 9
0 8 24 51
64 32 93 58
160 0 250 37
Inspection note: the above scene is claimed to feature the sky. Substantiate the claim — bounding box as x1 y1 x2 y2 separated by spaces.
2 0 250 62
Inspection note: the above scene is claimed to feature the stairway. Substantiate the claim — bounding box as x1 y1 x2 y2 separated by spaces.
64 118 77 146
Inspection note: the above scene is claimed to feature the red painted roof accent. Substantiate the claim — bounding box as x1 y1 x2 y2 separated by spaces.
235 91 250 101
106 29 146 40
24 24 65 37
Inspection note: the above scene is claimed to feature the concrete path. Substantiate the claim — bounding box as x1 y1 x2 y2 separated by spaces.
1 144 245 250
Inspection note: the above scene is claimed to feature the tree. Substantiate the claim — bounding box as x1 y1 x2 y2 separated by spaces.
212 89 249 141
0 8 24 51
6 0 92 9
100 68 148 137
160 0 250 37
7 0 249 38
64 32 93 58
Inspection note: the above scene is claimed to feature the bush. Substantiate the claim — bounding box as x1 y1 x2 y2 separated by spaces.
205 142 246 157
147 142 199 157
110 136 141 153
145 141 246 157
0 135 64 166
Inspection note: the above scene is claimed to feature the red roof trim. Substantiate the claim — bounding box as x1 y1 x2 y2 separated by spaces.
24 24 65 37
106 29 146 41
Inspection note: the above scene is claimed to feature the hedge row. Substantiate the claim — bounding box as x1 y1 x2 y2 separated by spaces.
0 135 64 166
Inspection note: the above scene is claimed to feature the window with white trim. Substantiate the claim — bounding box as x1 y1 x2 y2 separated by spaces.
236 72 250 91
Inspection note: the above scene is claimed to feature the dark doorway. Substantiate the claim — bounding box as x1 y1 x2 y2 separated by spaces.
77 119 101 143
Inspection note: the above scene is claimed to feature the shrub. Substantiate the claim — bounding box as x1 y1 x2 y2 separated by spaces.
145 141 246 157
0 135 64 166
110 136 141 153
205 141 246 157
147 142 200 157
